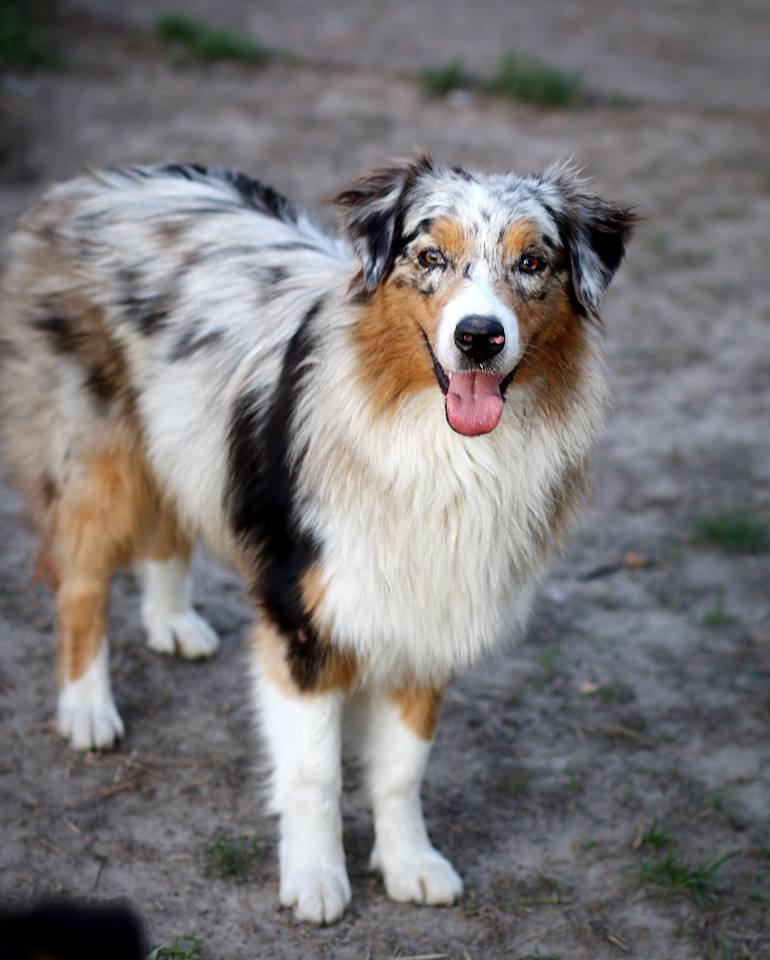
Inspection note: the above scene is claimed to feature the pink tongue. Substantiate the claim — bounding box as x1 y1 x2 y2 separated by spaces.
445 372 505 436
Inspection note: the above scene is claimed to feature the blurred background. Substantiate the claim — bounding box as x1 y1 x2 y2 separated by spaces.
1 2 769 959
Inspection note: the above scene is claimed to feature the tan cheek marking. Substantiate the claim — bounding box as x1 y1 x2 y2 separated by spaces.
507 280 589 425
354 272 469 417
390 684 445 740
353 286 437 417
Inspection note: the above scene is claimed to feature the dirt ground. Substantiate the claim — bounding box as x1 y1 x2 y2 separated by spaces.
1 3 769 958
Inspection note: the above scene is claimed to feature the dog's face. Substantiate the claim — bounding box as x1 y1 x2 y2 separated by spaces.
336 156 636 436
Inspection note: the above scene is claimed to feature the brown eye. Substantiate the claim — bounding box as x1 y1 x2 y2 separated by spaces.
418 248 447 269
519 253 545 274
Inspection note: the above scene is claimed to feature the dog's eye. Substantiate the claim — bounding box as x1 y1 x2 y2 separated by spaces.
418 248 447 269
519 253 545 274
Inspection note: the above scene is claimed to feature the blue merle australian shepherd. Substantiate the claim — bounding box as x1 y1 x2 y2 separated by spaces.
0 155 635 922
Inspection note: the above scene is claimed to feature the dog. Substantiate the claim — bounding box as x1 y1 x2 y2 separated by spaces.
0 155 635 923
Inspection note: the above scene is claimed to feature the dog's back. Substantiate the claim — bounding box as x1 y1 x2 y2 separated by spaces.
1 165 349 546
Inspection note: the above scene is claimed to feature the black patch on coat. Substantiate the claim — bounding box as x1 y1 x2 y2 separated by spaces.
285 632 337 692
117 268 169 336
256 265 290 303
227 296 327 689
32 313 79 354
158 163 298 223
169 325 225 361
84 366 117 405
264 264 289 286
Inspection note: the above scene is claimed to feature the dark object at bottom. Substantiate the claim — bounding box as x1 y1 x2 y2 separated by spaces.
0 899 146 960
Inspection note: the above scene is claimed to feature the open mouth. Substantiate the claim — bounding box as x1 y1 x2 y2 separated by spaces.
422 332 518 437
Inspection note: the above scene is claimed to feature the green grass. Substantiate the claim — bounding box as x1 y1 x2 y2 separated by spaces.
205 833 261 879
639 817 676 850
156 14 268 65
420 59 465 96
486 50 582 107
581 681 635 705
701 591 735 628
504 767 531 799
0 0 61 71
148 936 203 960
638 847 739 906
535 644 560 686
493 873 569 910
692 508 768 554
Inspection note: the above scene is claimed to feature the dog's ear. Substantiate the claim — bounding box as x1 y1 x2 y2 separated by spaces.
544 163 639 318
334 154 434 292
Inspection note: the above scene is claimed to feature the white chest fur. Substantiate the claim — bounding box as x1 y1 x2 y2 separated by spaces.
295 349 605 685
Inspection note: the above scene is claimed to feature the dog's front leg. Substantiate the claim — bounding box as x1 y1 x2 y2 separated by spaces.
362 684 463 905
252 623 351 924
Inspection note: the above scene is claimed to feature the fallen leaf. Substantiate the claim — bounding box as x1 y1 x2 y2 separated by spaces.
623 552 650 568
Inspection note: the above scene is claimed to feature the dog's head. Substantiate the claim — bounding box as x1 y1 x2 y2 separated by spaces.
335 155 637 436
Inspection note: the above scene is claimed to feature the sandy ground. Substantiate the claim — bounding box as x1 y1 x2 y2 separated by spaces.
1 3 769 958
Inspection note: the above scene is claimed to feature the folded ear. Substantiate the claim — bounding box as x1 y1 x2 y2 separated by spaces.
545 164 639 318
333 154 434 292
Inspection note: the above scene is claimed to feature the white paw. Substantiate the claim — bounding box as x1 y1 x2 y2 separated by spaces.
56 646 124 750
57 693 124 751
280 862 352 924
144 609 220 660
372 845 463 905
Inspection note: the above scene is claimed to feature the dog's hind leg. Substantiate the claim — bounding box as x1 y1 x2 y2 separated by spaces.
138 512 219 660
52 447 146 750
360 684 463 905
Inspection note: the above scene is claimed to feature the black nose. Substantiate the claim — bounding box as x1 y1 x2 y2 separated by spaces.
454 315 506 363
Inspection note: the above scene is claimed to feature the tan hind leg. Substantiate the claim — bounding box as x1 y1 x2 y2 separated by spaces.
52 443 154 750
137 511 219 660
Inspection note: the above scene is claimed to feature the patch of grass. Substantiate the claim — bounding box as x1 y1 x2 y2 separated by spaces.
701 590 735 628
692 508 768 554
706 789 726 813
148 936 203 960
486 50 581 107
534 644 560 686
493 873 570 910
581 681 635 705
420 59 465 96
156 14 268 65
205 833 261 880
638 847 739 907
639 817 676 850
0 0 61 71
503 767 531 799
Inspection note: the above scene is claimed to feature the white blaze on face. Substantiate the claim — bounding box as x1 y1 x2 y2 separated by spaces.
435 261 521 437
